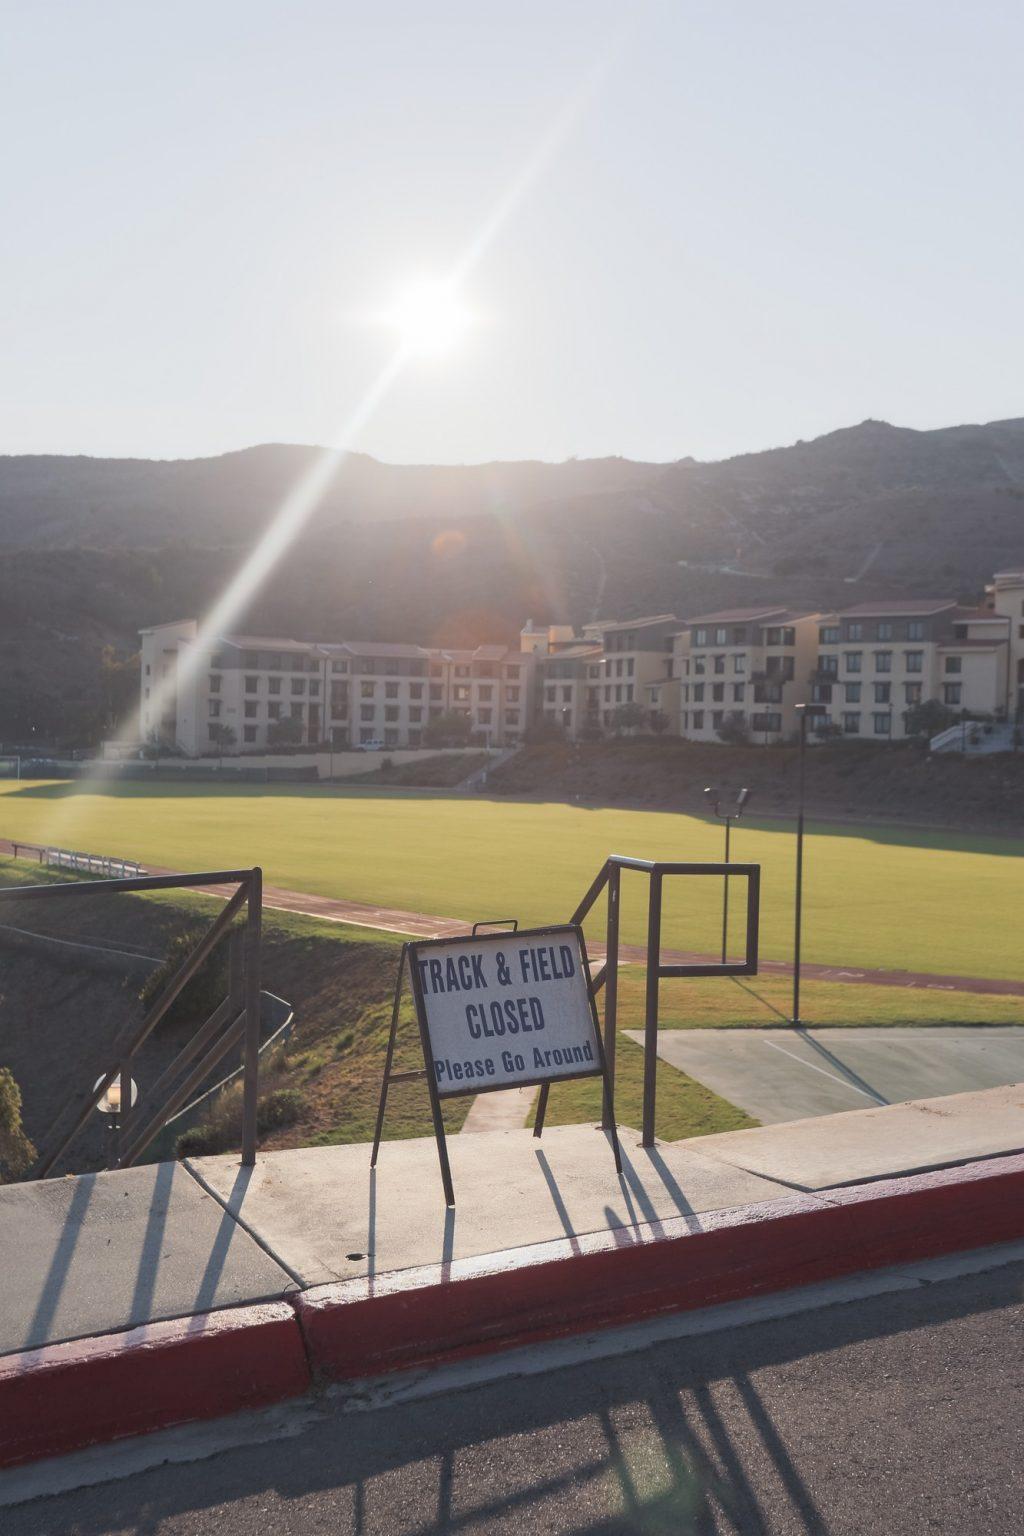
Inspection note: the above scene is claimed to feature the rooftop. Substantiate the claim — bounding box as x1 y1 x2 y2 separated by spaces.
833 599 957 619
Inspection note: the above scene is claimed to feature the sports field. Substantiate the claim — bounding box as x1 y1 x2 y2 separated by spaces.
1 779 1020 982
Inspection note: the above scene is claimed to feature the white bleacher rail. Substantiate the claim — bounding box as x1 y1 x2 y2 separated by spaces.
44 847 142 879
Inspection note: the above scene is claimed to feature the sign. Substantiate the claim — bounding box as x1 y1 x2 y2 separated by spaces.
370 923 620 1206
411 927 602 1096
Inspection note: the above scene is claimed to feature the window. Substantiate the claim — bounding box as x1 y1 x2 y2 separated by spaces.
712 683 724 702
845 683 861 703
291 678 306 695
290 703 302 720
361 681 375 699
877 622 893 641
693 683 705 702
360 704 375 722
385 682 399 699
268 676 281 695
244 701 257 719
309 680 319 697
907 621 925 641
268 702 281 720
332 659 348 673
819 625 840 644
209 674 221 692
944 684 962 706
244 726 257 743
360 728 375 744
615 685 623 703
734 655 745 674
243 652 259 669
819 654 839 676
714 655 726 674
507 686 519 702
506 664 521 678
843 713 861 734
561 686 572 703
454 684 470 703
479 684 494 701
945 656 962 674
692 710 704 729
873 713 892 735
505 710 519 725
904 683 922 704
847 623 863 641
694 628 708 646
209 700 222 719
384 706 399 723
245 675 259 694
874 683 891 703
714 628 727 645
693 657 705 675
409 706 422 723
711 710 723 729
874 652 892 673
733 684 745 703
904 651 923 673
409 683 423 700
843 653 861 673
430 684 443 701
455 665 470 678
479 708 492 724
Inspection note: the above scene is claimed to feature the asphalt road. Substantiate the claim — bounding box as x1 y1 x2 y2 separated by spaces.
632 1026 1024 1124
6 1256 1024 1534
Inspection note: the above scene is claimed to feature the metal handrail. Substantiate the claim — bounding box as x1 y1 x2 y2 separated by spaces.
544 854 760 1147
2 867 264 1178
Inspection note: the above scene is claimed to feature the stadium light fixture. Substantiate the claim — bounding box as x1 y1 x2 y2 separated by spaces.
703 785 752 962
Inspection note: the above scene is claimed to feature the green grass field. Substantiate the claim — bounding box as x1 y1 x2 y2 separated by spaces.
1 778 1021 983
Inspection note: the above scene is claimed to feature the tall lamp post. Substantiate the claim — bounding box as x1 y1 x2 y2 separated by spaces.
792 704 808 1026
703 785 752 963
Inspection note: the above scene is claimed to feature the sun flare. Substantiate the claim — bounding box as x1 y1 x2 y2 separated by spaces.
381 280 474 355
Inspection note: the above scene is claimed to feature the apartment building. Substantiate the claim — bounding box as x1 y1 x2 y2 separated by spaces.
813 600 1010 740
675 608 821 744
140 621 534 754
990 568 1024 721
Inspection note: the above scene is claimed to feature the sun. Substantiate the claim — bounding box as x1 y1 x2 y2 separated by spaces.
382 280 474 356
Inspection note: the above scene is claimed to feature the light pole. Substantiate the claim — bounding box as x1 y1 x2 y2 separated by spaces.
792 704 808 1026
703 786 751 963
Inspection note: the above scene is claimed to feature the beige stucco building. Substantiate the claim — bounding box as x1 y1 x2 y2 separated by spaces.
675 608 821 744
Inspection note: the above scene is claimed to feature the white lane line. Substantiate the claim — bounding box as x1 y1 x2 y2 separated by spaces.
762 1039 879 1101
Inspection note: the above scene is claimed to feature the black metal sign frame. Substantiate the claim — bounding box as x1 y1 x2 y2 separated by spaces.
370 923 621 1206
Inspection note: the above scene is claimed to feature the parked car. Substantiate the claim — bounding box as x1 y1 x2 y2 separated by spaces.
355 739 385 752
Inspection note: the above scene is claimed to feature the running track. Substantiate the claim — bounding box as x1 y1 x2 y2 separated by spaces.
4 838 1021 998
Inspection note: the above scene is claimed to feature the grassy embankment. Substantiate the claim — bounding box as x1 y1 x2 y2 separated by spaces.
0 858 749 1155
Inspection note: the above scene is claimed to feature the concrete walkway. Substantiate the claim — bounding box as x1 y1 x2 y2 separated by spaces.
631 1026 1024 1126
3 1085 1023 1359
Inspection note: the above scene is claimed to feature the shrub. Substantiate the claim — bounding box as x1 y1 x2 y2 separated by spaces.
140 924 233 1031
0 1068 36 1182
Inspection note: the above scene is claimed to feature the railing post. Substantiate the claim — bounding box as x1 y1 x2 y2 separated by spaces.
241 867 262 1166
601 862 620 1130
117 1055 133 1167
641 869 662 1147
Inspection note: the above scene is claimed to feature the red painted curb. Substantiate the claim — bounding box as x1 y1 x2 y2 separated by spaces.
0 1301 311 1471
295 1153 1024 1382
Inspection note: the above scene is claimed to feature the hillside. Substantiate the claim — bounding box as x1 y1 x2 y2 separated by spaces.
2 416 1023 743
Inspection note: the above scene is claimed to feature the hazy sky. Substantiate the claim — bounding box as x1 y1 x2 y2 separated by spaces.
4 1 1023 466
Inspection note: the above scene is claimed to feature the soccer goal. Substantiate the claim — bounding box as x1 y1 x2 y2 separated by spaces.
0 755 21 780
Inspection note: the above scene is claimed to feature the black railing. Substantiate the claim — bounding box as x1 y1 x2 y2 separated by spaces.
534 855 760 1148
3 868 263 1177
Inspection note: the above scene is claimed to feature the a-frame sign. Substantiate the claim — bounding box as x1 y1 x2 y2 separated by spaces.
371 923 620 1206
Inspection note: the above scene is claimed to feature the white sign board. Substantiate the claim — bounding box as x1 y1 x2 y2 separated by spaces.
409 926 602 1096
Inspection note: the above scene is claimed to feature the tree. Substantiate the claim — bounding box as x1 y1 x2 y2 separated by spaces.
423 710 472 748
649 711 670 736
610 701 646 735
268 715 304 748
813 720 843 741
904 698 957 739
0 1068 36 1183
716 711 751 746
207 722 236 760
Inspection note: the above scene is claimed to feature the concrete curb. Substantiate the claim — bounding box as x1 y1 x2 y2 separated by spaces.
0 1301 310 1471
4 1153 1022 1470
295 1152 1024 1382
